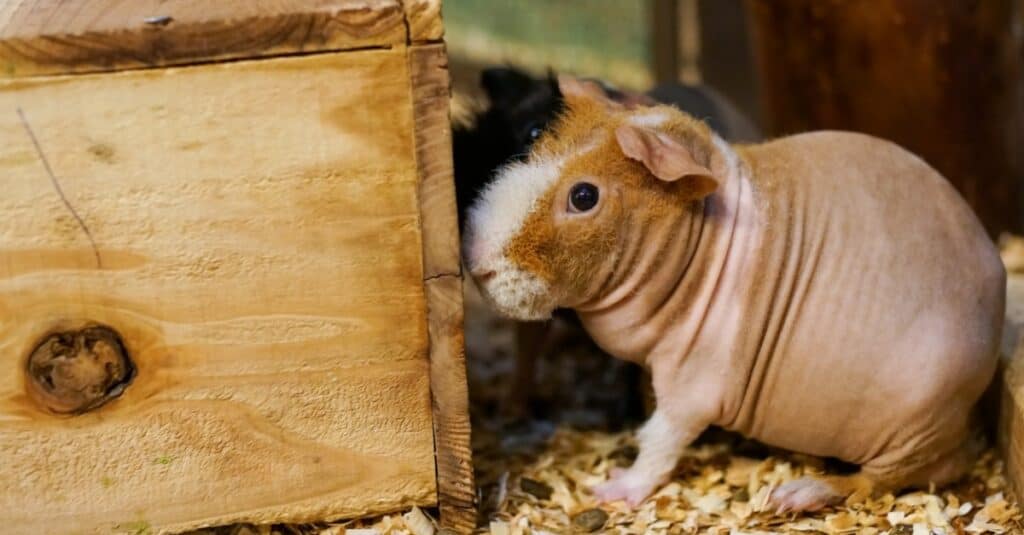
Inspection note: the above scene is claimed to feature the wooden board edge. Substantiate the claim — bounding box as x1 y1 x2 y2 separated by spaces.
423 276 475 534
998 275 1024 501
404 0 446 43
410 43 462 280
409 43 476 533
0 2 409 79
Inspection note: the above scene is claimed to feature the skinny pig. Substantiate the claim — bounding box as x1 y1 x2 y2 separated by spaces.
462 85 1006 512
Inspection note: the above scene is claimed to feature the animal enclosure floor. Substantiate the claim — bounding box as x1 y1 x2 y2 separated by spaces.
192 281 1020 535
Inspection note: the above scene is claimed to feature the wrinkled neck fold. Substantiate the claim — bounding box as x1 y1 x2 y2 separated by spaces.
573 137 749 365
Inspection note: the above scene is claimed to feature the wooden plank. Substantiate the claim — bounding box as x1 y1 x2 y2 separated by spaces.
424 276 474 534
0 48 437 533
699 0 760 125
410 44 460 281
405 0 445 43
678 0 700 84
409 44 475 533
746 0 1024 236
998 274 1024 500
0 0 446 78
650 0 680 84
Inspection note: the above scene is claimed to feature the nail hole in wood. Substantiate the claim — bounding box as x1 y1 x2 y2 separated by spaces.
25 325 135 415
143 15 173 26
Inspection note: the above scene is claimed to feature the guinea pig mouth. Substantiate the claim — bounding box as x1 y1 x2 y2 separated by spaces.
472 260 556 321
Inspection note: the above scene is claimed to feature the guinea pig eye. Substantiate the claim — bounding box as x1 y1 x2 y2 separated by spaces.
568 182 600 213
521 121 544 143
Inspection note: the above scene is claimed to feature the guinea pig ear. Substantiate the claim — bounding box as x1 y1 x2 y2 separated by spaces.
545 68 562 97
615 123 718 197
557 74 625 110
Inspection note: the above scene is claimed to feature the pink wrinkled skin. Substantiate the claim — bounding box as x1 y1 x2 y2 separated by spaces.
465 97 1006 511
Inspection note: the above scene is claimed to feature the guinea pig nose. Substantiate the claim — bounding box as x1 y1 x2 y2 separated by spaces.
473 269 497 282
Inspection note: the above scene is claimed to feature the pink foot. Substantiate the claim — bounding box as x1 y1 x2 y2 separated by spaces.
592 468 660 508
768 477 842 514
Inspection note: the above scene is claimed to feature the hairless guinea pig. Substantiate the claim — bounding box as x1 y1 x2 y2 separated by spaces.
453 67 760 420
462 80 1006 511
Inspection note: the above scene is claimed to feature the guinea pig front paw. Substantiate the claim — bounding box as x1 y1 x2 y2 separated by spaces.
592 467 660 508
768 477 843 514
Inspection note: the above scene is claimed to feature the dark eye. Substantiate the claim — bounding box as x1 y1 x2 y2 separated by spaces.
524 122 544 141
568 182 599 213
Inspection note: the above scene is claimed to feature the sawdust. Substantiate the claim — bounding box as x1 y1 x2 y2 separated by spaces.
467 428 1019 534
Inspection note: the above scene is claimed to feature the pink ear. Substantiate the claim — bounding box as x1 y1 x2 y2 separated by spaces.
615 123 718 197
557 75 625 110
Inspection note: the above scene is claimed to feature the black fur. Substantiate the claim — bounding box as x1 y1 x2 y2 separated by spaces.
452 67 564 230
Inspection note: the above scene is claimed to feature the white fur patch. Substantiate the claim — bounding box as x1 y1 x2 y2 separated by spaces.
629 111 670 128
463 157 563 319
465 157 562 268
475 256 556 320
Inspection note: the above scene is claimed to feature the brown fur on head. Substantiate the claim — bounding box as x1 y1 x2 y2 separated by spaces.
463 86 722 320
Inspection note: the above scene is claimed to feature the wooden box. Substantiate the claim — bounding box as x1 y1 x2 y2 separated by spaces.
0 1 473 533
999 274 1024 500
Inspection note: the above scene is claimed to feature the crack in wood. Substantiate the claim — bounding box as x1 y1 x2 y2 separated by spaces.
424 271 461 282
16 108 103 269
397 0 413 44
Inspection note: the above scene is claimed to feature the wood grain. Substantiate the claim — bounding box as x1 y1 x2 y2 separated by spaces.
998 274 1024 500
0 0 443 78
404 0 445 43
0 48 438 533
410 44 460 281
747 0 1024 236
410 43 476 533
650 0 680 84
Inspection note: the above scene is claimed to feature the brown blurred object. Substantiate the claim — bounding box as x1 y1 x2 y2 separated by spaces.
1002 233 1024 274
747 0 1024 236
651 0 681 84
699 0 762 129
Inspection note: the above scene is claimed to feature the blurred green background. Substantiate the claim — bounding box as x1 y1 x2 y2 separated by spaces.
445 0 653 88
442 0 760 127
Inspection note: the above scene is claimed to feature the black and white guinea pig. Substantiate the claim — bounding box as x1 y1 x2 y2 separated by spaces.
452 68 564 230
452 66 760 227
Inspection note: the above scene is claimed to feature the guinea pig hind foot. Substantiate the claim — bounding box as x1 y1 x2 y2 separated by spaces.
769 438 982 516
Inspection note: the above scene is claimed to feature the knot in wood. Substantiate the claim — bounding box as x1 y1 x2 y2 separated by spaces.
25 326 134 414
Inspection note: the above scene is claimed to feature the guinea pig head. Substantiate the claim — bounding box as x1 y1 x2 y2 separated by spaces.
463 96 720 320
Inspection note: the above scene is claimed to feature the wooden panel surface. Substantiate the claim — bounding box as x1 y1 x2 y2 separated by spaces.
0 0 443 78
405 0 445 43
0 48 437 533
747 0 1024 236
409 44 475 533
998 274 1024 500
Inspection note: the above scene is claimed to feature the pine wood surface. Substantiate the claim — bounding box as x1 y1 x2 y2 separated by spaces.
999 274 1024 502
0 47 442 534
409 43 475 534
0 0 444 77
